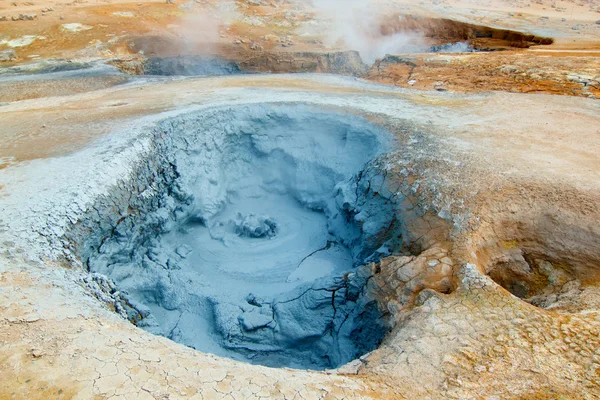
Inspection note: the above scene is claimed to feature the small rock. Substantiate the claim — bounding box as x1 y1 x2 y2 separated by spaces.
408 79 416 85
434 81 447 91
18 13 37 20
0 15 6 21
249 41 263 51
566 74 590 84
31 349 44 358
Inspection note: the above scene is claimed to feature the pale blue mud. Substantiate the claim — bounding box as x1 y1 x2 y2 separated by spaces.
71 104 403 369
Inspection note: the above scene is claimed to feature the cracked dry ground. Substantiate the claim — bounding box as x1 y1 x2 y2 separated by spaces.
0 74 599 398
2 251 600 398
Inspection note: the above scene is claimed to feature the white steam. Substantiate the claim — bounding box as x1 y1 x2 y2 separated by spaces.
310 0 426 63
169 1 240 54
177 12 221 45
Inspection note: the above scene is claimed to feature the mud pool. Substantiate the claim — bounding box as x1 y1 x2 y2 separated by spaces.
70 104 400 369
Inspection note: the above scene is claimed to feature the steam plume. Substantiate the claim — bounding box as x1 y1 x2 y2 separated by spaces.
310 0 425 63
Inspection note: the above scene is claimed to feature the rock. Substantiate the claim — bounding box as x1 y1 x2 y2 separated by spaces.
396 260 424 282
313 51 369 76
31 349 44 358
0 49 17 62
17 13 36 20
0 16 6 21
138 55 241 76
566 74 592 85
596 20 600 25
249 41 263 51
376 55 417 69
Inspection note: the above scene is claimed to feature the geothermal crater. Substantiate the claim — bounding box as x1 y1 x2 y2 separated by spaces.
68 104 400 370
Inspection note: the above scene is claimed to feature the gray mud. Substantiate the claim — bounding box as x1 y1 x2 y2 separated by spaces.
142 56 242 76
65 104 405 369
